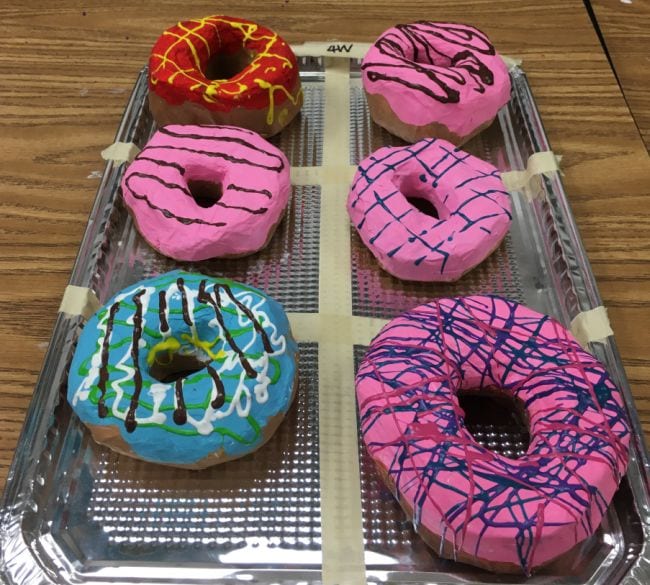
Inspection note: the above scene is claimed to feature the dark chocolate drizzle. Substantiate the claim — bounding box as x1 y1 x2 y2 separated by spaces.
451 50 494 91
105 278 277 431
123 126 282 224
135 156 186 175
197 280 257 378
97 301 121 418
218 284 273 353
124 172 269 222
173 379 187 425
208 365 226 409
176 277 193 326
413 21 495 55
124 290 146 433
97 278 273 433
226 184 272 199
156 127 286 172
158 290 169 333
366 67 462 104
123 172 227 227
216 201 268 215
362 21 498 104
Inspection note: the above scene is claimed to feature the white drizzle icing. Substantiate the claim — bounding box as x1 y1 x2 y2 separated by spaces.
72 279 288 435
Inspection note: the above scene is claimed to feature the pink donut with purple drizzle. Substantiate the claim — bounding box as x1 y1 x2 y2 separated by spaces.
362 22 511 145
348 138 512 282
356 296 630 574
121 125 290 261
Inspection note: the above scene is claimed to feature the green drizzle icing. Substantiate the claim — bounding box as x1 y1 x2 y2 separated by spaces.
75 275 281 445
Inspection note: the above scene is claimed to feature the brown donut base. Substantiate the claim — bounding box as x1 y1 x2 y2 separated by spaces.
148 78 303 137
365 91 495 146
84 359 299 470
372 457 528 574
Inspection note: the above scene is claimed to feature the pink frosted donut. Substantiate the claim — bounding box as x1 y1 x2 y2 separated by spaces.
121 125 290 261
348 138 512 282
362 22 511 144
356 296 630 574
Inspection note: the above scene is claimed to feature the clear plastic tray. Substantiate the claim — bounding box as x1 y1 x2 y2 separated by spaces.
1 56 648 585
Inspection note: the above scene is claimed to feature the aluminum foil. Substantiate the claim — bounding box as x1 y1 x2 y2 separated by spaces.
0 57 648 585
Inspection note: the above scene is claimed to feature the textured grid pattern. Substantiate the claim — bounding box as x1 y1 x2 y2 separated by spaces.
465 424 529 459
191 186 321 312
350 85 516 172
269 83 325 167
350 85 407 165
88 343 321 553
351 229 524 320
99 185 322 312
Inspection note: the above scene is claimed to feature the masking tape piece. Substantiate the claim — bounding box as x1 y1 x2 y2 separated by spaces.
319 337 365 585
318 56 366 585
502 55 523 70
287 313 320 342
293 41 372 60
570 306 614 349
291 165 357 186
288 313 388 346
101 141 140 164
351 315 389 345
59 285 101 320
501 151 561 201
320 59 354 315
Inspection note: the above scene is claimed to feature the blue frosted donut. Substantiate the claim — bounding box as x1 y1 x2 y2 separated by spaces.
67 270 298 468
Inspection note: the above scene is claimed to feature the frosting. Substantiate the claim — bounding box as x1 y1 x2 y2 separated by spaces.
362 22 511 137
348 138 512 282
356 296 630 573
121 125 291 261
149 15 302 126
67 270 298 466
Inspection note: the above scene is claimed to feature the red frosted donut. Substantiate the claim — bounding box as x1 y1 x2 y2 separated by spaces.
148 16 303 136
356 296 630 574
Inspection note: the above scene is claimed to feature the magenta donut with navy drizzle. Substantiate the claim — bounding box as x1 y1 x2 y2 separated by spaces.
347 138 512 282
120 124 291 261
361 22 512 144
356 296 630 573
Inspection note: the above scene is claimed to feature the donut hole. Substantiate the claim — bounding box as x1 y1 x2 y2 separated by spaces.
405 196 440 219
205 48 254 80
458 390 530 458
412 52 452 68
396 174 450 220
187 179 223 208
149 351 209 383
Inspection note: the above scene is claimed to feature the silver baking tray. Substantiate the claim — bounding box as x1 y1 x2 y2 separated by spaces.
1 55 649 585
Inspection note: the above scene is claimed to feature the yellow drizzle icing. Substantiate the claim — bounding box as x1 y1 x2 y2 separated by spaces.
147 337 181 366
180 331 227 361
151 16 299 125
254 79 304 125
146 334 226 367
